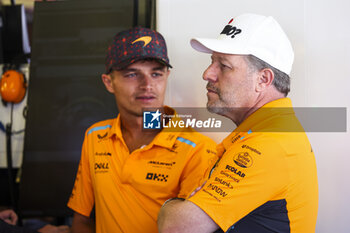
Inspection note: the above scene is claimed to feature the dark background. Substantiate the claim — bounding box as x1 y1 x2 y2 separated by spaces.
0 0 156 218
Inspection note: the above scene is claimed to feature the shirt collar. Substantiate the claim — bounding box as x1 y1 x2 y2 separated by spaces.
109 114 123 140
152 106 186 149
220 97 294 151
108 106 184 150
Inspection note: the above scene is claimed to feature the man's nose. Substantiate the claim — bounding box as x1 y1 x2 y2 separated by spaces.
139 74 153 90
203 64 218 83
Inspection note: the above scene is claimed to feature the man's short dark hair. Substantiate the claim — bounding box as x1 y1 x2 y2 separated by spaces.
244 55 290 96
109 58 169 74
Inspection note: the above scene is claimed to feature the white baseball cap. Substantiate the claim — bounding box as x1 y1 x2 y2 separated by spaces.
190 13 294 75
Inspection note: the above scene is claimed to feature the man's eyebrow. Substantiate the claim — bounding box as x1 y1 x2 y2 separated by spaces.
211 55 232 65
121 68 138 73
211 54 223 61
120 66 166 73
153 66 167 71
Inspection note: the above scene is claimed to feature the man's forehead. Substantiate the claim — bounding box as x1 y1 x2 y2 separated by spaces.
123 60 167 70
211 52 246 63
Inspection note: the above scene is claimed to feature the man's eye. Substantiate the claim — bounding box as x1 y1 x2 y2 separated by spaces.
220 63 230 69
152 72 163 77
125 73 136 78
220 63 233 71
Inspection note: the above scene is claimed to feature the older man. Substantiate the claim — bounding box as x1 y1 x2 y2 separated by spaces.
158 13 318 233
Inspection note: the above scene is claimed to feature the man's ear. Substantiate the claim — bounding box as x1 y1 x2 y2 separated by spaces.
101 74 114 93
165 68 171 79
256 68 274 92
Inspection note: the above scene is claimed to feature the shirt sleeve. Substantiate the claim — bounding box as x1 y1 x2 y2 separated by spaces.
67 133 95 217
188 136 289 232
177 137 218 198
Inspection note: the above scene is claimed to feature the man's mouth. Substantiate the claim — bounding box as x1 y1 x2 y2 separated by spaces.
206 88 217 94
206 83 219 96
136 94 156 101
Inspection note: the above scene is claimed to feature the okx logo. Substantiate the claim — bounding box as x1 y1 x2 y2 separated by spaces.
143 110 161 129
146 173 168 182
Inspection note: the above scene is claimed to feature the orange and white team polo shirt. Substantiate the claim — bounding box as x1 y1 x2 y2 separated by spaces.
188 98 319 233
67 108 218 233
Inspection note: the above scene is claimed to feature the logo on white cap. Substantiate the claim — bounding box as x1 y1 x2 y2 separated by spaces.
190 13 294 75
220 18 242 38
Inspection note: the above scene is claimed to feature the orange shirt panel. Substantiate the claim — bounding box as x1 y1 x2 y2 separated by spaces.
188 98 318 233
68 113 218 233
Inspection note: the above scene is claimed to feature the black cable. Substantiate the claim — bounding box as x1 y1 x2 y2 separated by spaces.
0 121 5 132
10 101 14 124
12 129 25 135
6 103 18 212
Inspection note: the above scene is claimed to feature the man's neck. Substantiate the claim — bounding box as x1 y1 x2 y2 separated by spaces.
232 92 286 126
119 112 160 153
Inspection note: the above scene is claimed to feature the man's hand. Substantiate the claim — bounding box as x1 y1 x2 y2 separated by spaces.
38 224 70 233
0 209 18 225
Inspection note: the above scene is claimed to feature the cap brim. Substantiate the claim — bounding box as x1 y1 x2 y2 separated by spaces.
190 38 213 53
109 57 172 72
190 38 248 56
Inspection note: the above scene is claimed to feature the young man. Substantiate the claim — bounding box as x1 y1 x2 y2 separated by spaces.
67 27 217 233
158 13 318 233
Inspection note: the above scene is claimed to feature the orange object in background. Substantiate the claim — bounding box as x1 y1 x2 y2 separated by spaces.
0 70 27 103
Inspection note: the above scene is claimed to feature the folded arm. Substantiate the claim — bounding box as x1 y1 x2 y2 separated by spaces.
157 198 219 233
71 212 95 233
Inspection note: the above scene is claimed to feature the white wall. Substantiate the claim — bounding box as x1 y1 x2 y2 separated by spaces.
157 0 350 232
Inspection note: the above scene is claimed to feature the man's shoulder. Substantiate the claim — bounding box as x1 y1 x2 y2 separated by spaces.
227 131 312 158
85 118 115 136
89 118 115 128
176 129 217 148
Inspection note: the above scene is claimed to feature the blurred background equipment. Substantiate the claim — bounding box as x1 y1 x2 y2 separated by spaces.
0 68 27 214
0 0 31 216
0 0 156 224
17 0 156 219
0 69 27 104
0 3 31 64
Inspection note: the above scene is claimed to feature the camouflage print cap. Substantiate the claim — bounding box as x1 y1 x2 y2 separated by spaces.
105 27 172 73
